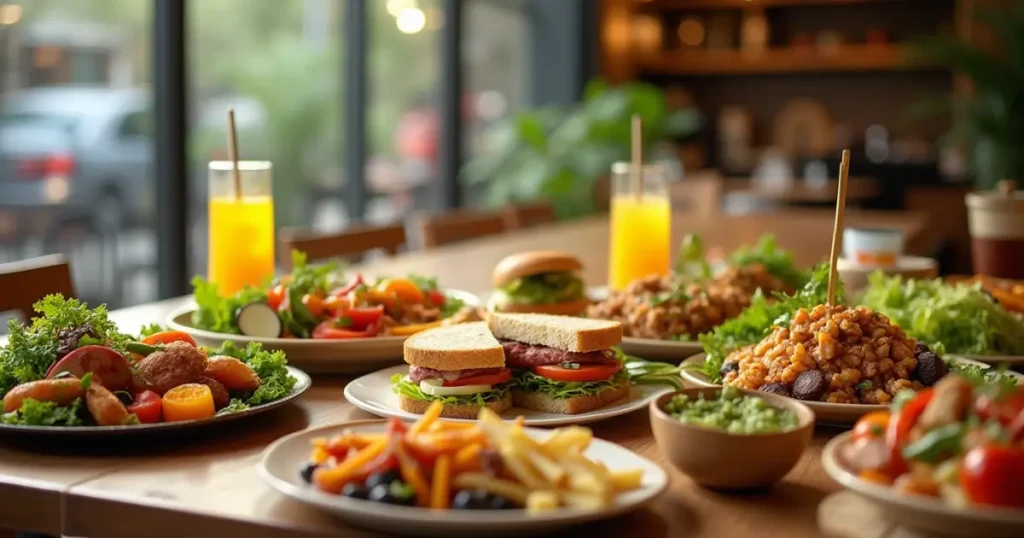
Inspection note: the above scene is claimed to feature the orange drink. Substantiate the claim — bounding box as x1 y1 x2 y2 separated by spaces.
207 161 275 296
608 163 671 290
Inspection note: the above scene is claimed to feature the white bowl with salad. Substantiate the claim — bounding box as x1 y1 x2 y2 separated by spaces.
168 253 481 374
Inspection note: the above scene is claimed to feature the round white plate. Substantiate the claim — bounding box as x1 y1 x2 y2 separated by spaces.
823 431 1024 536
0 366 311 438
257 420 668 537
344 365 673 427
167 289 480 374
679 353 1023 425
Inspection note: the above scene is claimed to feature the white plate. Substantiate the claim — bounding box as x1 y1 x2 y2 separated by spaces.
167 289 480 374
257 420 668 537
344 365 673 427
823 431 1024 536
679 353 1023 425
0 366 311 438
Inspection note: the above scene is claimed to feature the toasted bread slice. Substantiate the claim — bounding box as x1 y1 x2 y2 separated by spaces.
488 313 622 352
398 391 513 419
403 322 504 370
512 379 631 415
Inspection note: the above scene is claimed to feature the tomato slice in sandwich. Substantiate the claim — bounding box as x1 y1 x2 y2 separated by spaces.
533 362 622 383
443 368 513 387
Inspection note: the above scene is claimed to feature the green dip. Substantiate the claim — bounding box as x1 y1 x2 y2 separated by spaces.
662 386 798 434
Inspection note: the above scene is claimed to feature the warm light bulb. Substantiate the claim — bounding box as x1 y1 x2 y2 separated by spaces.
396 8 426 34
678 18 705 47
0 4 23 25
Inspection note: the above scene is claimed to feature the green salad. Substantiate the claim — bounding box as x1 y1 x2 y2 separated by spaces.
860 273 1024 356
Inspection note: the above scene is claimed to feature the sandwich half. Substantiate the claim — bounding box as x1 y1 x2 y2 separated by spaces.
392 322 513 418
487 313 627 415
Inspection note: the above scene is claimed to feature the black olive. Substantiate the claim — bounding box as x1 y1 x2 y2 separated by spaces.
341 482 368 499
368 483 398 504
759 382 792 397
488 495 516 509
364 468 402 491
452 489 492 509
792 370 828 401
114 390 134 407
912 351 948 387
367 481 415 505
719 361 739 379
915 343 932 356
299 462 318 484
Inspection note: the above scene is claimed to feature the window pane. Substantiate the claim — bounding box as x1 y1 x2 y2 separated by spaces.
366 0 440 225
0 2 154 311
188 0 343 276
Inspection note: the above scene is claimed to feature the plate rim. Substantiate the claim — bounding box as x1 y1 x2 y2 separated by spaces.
256 419 669 526
343 365 673 426
0 365 311 435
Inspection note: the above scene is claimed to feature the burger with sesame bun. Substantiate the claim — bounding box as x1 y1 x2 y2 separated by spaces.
487 251 589 316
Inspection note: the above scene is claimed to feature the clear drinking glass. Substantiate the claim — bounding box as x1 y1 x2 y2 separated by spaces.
207 161 275 296
608 162 672 290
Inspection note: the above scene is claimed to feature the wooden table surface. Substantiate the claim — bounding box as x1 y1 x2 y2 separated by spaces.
0 209 930 538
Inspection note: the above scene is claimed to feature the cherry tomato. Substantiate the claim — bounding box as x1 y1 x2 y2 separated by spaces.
426 289 446 307
302 293 325 317
853 411 891 441
311 319 382 339
378 278 425 304
344 305 385 328
443 369 513 387
533 362 623 383
267 284 286 311
127 390 163 423
960 444 1024 509
975 385 1024 426
885 388 934 476
141 331 197 347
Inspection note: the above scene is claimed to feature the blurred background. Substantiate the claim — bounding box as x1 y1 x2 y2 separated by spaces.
0 0 1018 309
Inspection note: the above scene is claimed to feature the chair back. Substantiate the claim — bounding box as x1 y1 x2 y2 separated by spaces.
670 170 724 219
418 209 508 249
0 254 75 322
504 202 556 229
279 223 407 270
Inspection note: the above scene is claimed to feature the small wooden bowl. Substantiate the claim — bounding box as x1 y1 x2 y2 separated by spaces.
649 388 815 489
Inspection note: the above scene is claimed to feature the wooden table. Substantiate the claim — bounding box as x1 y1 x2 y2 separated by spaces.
0 209 930 538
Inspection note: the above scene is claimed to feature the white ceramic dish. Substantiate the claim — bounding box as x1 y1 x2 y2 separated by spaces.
0 366 311 438
166 289 480 374
257 420 668 537
679 353 1023 425
823 431 1024 537
344 365 674 427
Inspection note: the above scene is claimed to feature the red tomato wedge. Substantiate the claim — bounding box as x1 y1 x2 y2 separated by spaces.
961 444 1024 509
142 331 197 347
46 345 133 390
443 369 512 387
127 390 163 424
345 305 385 328
533 362 622 383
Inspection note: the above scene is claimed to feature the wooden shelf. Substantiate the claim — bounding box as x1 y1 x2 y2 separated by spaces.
637 45 942 75
643 0 913 9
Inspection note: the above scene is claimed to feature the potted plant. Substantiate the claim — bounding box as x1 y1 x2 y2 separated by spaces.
460 80 702 219
909 5 1024 278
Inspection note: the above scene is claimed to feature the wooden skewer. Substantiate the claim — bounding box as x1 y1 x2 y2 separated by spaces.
631 114 643 201
227 108 242 201
826 149 851 306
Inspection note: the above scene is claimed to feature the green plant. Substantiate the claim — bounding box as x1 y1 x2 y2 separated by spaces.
460 80 702 218
908 4 1024 189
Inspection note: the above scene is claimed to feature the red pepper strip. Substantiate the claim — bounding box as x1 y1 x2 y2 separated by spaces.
885 388 934 476
311 318 382 339
333 274 365 297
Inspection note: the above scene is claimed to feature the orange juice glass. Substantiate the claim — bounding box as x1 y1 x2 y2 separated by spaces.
608 162 671 290
207 161 275 296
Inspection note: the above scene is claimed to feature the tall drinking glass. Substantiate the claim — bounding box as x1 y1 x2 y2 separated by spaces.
608 162 671 290
207 161 275 296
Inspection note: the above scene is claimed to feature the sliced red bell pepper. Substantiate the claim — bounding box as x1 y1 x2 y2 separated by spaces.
885 388 934 475
311 318 382 339
332 274 365 297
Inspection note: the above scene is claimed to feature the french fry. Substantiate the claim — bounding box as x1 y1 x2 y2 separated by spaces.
525 490 559 512
567 471 608 495
507 434 565 487
430 454 451 509
312 437 388 494
540 427 592 456
608 469 644 491
499 443 548 490
558 450 610 482
428 421 476 432
395 445 432 507
452 443 483 471
453 473 531 505
409 401 444 435
310 446 331 464
559 491 611 510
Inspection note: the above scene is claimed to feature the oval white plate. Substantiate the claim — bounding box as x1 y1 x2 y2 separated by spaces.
257 420 668 537
679 353 1023 425
823 431 1024 536
167 289 480 374
344 365 673 427
0 366 311 438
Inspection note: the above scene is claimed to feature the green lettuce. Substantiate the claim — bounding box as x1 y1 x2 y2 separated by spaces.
391 374 511 407
514 369 630 400
729 234 809 289
498 272 584 305
859 273 1024 356
1 397 86 426
205 341 297 409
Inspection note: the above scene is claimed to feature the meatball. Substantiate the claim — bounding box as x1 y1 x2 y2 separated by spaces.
792 370 828 401
759 382 792 397
718 361 739 379
136 341 208 394
197 376 230 409
913 350 948 387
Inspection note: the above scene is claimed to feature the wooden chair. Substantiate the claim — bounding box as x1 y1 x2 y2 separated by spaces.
278 223 407 270
504 202 556 229
670 170 724 219
418 209 509 249
0 254 75 322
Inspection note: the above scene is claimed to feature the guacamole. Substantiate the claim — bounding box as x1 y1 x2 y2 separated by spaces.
663 386 799 434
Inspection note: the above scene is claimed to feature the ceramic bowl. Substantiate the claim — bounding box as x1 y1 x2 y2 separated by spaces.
649 388 815 489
